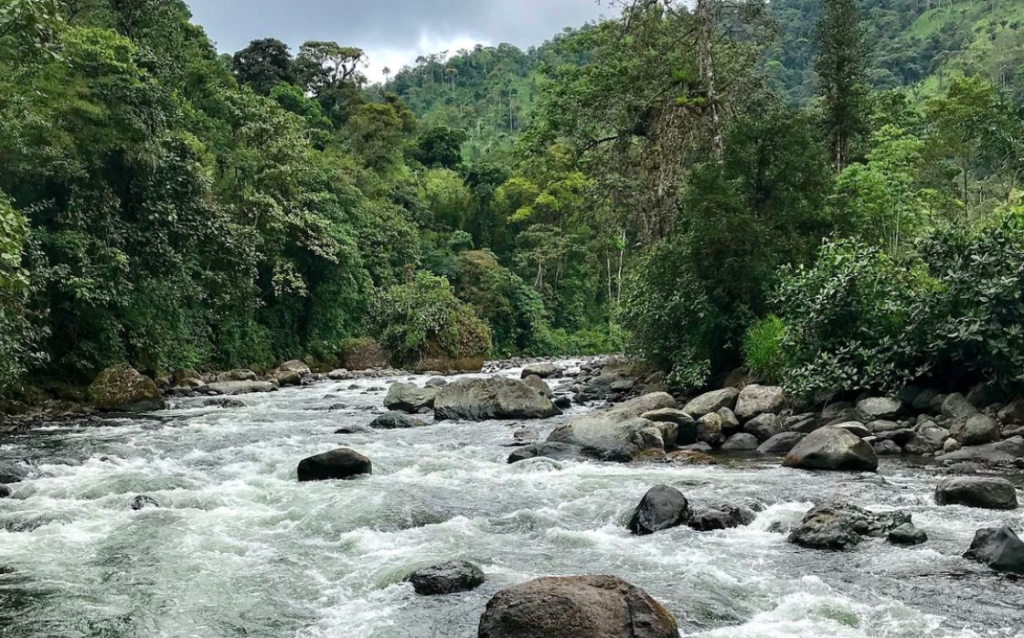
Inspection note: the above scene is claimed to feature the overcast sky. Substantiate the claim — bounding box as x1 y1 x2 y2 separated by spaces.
185 0 611 82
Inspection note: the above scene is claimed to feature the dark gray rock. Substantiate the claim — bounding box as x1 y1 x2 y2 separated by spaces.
130 495 159 510
384 383 437 413
508 442 581 464
0 485 11 499
369 412 426 429
966 382 1003 409
641 408 696 446
821 401 853 420
682 388 739 417
297 448 372 482
887 523 928 546
424 377 448 388
717 407 741 433
721 433 759 451
789 502 911 550
757 432 805 456
911 388 941 412
744 413 783 442
334 424 373 435
937 436 1024 468
687 504 756 531
0 462 27 484
435 377 560 421
950 414 1001 447
872 439 903 456
786 414 823 434
627 485 690 535
553 396 573 410
404 559 485 595
964 526 1024 574
997 399 1024 426
935 477 1018 510
477 575 679 638
942 393 978 420
784 427 878 472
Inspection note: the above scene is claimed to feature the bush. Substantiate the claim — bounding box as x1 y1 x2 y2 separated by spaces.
743 315 789 385
370 273 492 367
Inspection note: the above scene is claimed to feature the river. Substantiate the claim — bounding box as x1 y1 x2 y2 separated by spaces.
1 361 1022 637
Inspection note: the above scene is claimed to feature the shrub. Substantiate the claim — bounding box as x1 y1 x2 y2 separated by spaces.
370 273 492 367
743 315 789 385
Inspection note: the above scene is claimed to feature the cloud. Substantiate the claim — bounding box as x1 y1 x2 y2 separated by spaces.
185 0 609 81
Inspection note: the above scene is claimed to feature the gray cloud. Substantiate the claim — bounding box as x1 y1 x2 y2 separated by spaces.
185 0 610 78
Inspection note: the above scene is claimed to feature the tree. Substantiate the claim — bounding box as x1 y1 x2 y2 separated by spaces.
412 125 468 169
815 0 869 172
231 38 295 95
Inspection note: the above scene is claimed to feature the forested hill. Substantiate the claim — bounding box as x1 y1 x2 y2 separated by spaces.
769 0 1024 103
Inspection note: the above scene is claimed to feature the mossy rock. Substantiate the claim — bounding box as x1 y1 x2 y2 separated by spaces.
88 364 166 412
342 338 391 370
412 355 485 373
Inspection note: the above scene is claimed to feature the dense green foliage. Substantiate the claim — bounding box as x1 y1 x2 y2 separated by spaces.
3 0 1024 402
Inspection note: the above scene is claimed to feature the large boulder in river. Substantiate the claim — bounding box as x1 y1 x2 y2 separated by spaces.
547 393 676 462
964 526 1024 574
935 477 1018 510
404 559 485 595
88 364 165 412
384 382 437 413
783 427 878 472
789 502 911 550
682 388 739 418
297 448 371 482
478 575 679 638
434 377 559 421
734 385 787 422
627 485 690 535
521 363 564 379
950 414 1001 447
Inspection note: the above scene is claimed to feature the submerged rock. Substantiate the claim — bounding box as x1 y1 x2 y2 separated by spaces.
687 504 756 531
789 502 911 550
507 442 581 464
384 382 438 413
369 412 426 430
627 485 690 536
130 495 159 510
964 526 1024 574
887 523 928 546
0 485 10 499
434 377 559 421
206 380 275 395
404 559 485 595
88 364 165 412
477 575 679 638
297 448 372 482
783 427 878 472
934 477 1018 510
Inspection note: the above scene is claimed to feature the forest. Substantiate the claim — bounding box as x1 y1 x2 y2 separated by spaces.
2 0 1024 405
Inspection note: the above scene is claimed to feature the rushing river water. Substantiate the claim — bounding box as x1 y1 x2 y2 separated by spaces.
1 362 1022 638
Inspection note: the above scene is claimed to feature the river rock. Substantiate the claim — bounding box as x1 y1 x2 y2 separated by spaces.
0 485 10 499
172 369 203 388
327 368 351 381
783 427 878 472
130 495 159 510
523 375 553 397
547 393 676 461
641 409 696 446
217 369 257 382
735 385 786 422
757 432 805 456
966 382 1002 409
718 408 741 433
744 413 783 442
964 526 1024 574
789 502 911 550
424 376 447 388
404 559 485 595
857 397 903 420
687 504 755 531
369 412 425 429
627 485 690 535
477 575 679 638
934 477 1018 510
942 393 978 420
508 442 581 464
434 377 559 421
666 450 716 465
521 363 564 379
721 433 759 451
937 436 1023 467
88 364 165 412
695 412 724 446
950 414 1001 447
887 523 928 546
0 462 27 484
682 388 739 417
997 399 1024 425
297 448 372 482
872 439 902 456
384 382 438 413
206 380 276 395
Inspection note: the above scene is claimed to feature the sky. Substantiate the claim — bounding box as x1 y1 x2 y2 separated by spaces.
184 0 611 82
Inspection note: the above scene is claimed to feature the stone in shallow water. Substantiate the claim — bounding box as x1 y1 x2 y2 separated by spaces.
130 495 159 510
784 427 878 472
934 477 1018 510
0 485 11 499
369 411 425 430
687 504 756 531
964 526 1024 574
789 502 911 550
478 575 679 638
682 388 739 417
627 485 690 536
507 442 581 464
721 433 759 451
297 448 371 482
404 559 485 595
887 523 927 546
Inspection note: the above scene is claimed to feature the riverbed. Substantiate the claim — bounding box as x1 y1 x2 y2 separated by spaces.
1 362 1022 637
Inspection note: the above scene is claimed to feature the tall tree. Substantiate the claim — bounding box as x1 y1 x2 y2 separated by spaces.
815 0 868 172
231 38 295 95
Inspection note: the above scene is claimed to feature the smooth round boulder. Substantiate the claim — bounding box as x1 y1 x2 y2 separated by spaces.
404 559 485 595
682 388 739 417
435 377 560 421
942 393 978 420
950 414 1001 447
743 413 783 442
857 397 903 420
0 485 11 499
757 432 805 456
369 412 426 430
687 504 755 531
521 363 564 379
721 433 759 451
783 427 878 472
887 523 928 546
384 382 438 413
934 477 1018 510
627 485 690 536
735 385 787 422
964 526 1024 574
477 575 679 638
872 439 903 456
523 375 553 397
88 364 165 412
695 412 724 446
297 448 372 482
